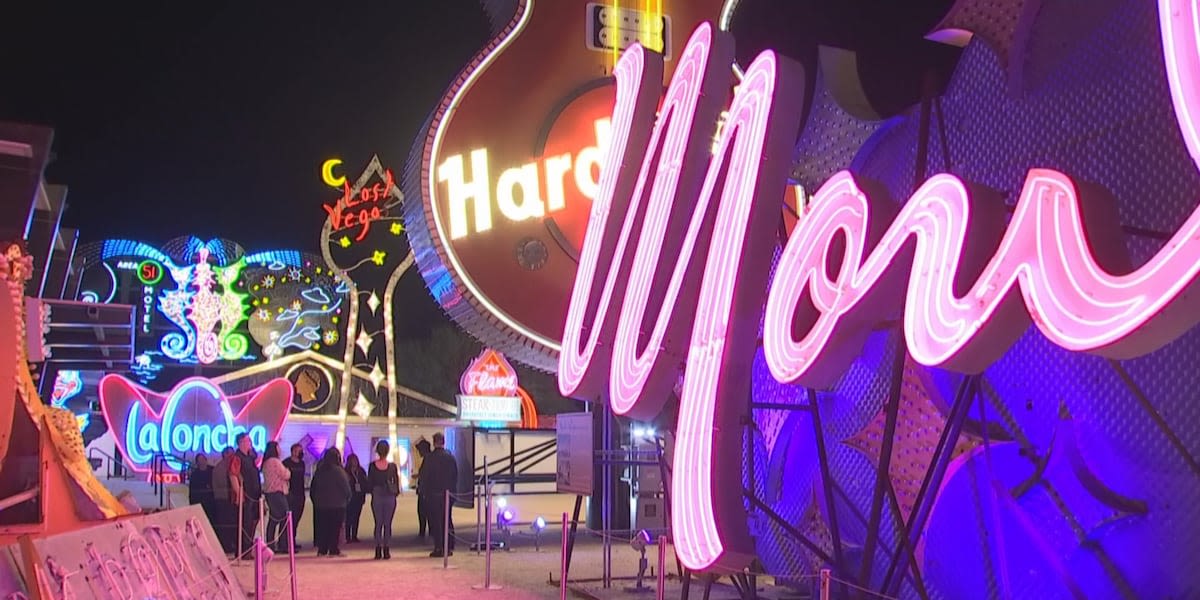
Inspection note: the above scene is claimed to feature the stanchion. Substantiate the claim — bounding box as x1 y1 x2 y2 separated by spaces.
236 494 244 565
287 510 298 600
253 537 265 599
475 482 483 555
473 482 502 591
656 536 667 600
443 490 451 570
560 512 569 600
819 568 831 600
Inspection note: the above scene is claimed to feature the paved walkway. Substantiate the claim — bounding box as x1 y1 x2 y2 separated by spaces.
230 533 801 600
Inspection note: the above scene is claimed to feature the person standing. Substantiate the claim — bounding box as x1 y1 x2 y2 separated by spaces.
412 438 431 539
425 432 458 558
310 447 350 556
344 453 368 544
228 433 262 558
188 454 215 523
261 442 291 552
211 447 236 554
367 440 400 560
281 444 307 549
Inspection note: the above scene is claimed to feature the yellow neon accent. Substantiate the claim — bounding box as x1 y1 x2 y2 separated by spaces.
613 0 620 68
321 158 347 188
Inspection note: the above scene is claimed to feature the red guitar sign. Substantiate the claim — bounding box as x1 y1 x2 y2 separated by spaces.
406 0 727 369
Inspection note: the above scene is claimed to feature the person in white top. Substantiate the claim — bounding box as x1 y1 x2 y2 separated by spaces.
261 441 291 552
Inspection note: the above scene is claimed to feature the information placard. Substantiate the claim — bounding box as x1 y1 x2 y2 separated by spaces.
556 412 594 495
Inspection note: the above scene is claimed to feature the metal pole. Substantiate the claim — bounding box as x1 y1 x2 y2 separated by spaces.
820 569 831 600
473 483 501 590
253 537 265 599
656 536 667 600
443 490 451 570
476 483 483 555
237 492 244 565
480 455 488 555
484 483 493 586
602 406 612 589
560 512 569 600
287 510 298 600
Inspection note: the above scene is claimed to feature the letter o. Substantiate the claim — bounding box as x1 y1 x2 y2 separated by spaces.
171 425 193 453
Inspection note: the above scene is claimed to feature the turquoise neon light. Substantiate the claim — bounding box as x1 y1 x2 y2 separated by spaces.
125 379 267 463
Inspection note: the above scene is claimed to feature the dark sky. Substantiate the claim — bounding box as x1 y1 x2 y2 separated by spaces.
1 1 491 251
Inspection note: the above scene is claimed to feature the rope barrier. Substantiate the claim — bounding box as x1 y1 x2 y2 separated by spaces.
823 574 900 600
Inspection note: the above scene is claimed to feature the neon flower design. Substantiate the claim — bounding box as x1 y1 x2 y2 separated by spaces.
158 249 250 364
560 0 1200 572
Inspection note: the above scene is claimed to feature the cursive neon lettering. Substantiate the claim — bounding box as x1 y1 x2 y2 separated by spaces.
123 379 270 460
561 23 806 570
323 170 394 241
561 1 1200 572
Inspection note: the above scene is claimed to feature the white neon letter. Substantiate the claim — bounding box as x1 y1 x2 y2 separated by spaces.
438 149 492 239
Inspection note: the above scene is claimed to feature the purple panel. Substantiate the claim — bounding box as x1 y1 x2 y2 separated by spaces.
752 0 1200 596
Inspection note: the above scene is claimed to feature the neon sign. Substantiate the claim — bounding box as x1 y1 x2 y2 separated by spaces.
158 248 250 364
438 117 611 240
560 5 1200 571
137 260 164 285
99 375 292 477
458 349 523 423
50 369 89 430
322 169 396 241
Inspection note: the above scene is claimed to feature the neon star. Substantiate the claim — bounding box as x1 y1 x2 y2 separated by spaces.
371 250 387 265
338 236 351 248
390 222 404 235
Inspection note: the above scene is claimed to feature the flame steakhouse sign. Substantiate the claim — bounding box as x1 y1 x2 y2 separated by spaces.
559 3 1200 573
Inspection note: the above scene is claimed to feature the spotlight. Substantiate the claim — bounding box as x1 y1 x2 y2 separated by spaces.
498 508 515 526
495 497 508 509
630 529 653 553
532 516 546 531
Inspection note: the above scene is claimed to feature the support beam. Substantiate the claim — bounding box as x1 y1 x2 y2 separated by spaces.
881 375 977 596
807 387 850 598
858 336 908 588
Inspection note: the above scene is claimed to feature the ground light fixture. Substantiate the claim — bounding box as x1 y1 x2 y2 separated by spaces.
628 530 654 593
531 516 547 551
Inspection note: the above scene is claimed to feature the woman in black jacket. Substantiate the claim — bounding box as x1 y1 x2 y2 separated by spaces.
309 447 351 556
344 453 368 543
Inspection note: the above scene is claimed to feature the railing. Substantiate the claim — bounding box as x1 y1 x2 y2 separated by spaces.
87 446 132 480
473 436 558 494
149 451 191 509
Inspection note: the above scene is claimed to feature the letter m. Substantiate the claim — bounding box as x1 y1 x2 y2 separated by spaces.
558 23 806 571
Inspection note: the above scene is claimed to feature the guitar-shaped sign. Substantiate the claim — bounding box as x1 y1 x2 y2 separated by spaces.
404 0 730 370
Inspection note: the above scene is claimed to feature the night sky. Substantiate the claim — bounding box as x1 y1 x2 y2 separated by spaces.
1 3 580 404
2 1 495 340
1 2 489 251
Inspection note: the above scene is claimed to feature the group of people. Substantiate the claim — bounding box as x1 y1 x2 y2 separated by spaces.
188 431 460 560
